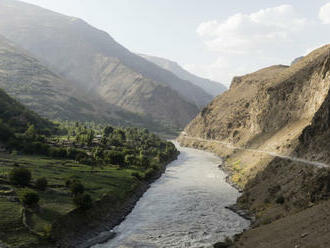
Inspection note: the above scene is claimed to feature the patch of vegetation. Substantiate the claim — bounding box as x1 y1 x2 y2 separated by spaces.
0 119 178 247
20 189 40 207
35 177 48 191
9 167 32 186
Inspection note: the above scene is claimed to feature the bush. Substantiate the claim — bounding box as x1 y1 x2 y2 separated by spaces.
105 150 125 166
9 167 31 186
131 172 143 180
70 181 85 196
35 177 48 191
125 154 136 166
144 168 155 180
21 190 39 207
139 155 150 168
73 193 93 210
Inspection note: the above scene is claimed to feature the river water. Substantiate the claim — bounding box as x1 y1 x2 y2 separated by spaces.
93 143 249 248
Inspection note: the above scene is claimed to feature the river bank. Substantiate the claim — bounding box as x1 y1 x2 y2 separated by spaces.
92 143 249 248
177 134 330 248
49 151 179 248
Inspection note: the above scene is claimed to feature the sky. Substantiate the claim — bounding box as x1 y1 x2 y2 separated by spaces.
20 0 330 86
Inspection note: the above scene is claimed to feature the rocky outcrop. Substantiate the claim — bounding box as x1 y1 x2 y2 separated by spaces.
178 44 330 247
180 45 330 184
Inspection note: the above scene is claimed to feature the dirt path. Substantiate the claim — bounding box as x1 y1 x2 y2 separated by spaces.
180 134 329 168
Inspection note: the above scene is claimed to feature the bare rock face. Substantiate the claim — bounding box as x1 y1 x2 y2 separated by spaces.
0 0 211 128
184 45 330 152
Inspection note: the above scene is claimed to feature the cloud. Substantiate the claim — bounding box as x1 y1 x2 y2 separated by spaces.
319 3 330 24
197 5 306 54
187 4 330 87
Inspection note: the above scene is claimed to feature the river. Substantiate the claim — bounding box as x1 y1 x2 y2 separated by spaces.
93 143 249 248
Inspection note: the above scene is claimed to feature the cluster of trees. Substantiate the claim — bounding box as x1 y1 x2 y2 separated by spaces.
9 167 92 210
9 167 48 207
66 179 93 209
57 122 178 170
2 120 178 173
4 121 178 211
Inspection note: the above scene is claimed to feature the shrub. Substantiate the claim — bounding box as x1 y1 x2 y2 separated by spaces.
105 150 125 165
73 193 93 210
21 190 39 207
35 177 48 191
125 154 136 166
9 167 31 186
139 155 150 168
70 181 85 196
131 172 143 180
144 168 155 180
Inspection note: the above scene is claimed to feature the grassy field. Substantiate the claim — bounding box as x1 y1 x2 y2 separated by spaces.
0 152 147 248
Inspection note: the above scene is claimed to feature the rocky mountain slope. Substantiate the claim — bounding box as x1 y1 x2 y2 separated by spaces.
0 0 212 128
183 45 330 150
0 35 176 133
178 44 330 247
140 54 227 97
0 35 130 125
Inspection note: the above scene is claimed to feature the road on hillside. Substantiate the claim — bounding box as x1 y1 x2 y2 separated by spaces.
181 134 328 168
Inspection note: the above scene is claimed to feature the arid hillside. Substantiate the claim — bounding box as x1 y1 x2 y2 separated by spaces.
178 44 330 247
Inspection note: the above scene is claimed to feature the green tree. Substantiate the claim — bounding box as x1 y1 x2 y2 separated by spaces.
70 181 85 196
9 167 32 186
125 154 136 166
21 190 39 207
105 151 125 166
139 155 150 168
103 126 114 137
35 177 48 191
24 124 37 140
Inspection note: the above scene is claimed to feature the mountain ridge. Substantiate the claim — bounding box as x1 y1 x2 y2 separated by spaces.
0 0 213 127
140 54 227 97
0 34 177 133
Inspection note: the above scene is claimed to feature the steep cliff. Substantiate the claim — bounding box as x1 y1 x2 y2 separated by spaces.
182 45 330 161
179 45 330 247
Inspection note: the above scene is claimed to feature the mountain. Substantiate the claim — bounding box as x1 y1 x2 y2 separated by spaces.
0 87 55 133
140 54 227 97
0 87 56 143
0 35 122 124
178 44 330 247
181 45 330 178
0 35 179 133
291 56 304 66
0 0 212 128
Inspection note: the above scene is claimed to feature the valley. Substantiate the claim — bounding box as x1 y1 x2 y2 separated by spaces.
1 1 330 248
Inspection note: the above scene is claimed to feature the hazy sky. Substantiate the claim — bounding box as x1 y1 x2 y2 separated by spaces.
20 0 330 86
